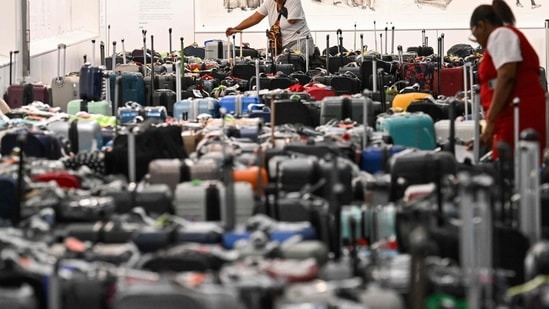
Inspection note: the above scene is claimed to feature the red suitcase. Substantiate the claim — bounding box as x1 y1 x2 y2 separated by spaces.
433 66 465 97
33 84 51 105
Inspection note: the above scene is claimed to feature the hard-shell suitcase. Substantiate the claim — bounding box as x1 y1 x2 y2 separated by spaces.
152 89 176 116
117 72 145 106
219 94 260 116
360 144 407 174
205 40 232 60
47 118 103 153
174 180 254 225
320 96 376 126
113 278 243 309
433 66 464 98
399 62 436 93
0 284 39 309
376 112 437 150
173 98 221 121
79 63 104 102
6 50 33 109
51 44 80 112
66 100 112 116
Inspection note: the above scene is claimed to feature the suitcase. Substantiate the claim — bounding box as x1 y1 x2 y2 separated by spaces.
219 94 260 116
0 284 39 309
173 98 221 121
47 118 103 153
250 75 299 91
5 50 34 109
173 180 254 225
391 92 435 112
360 144 407 174
117 72 146 106
276 52 307 73
113 278 243 309
376 112 437 150
388 150 457 201
67 99 111 116
79 63 104 102
314 73 362 96
272 99 319 127
51 44 80 112
222 221 318 249
320 96 376 126
205 40 232 60
399 62 436 93
1 130 63 160
0 176 17 223
152 89 176 116
148 158 222 194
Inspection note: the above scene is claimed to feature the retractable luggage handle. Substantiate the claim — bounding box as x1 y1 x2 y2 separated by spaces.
379 33 383 55
421 29 426 47
169 27 173 54
221 108 236 231
458 173 494 309
9 50 20 85
391 26 395 54
150 35 155 102
305 35 310 72
175 60 182 102
472 86 481 164
326 34 330 71
91 39 96 66
100 41 105 67
360 34 364 65
384 27 388 55
353 23 357 51
142 30 148 77
518 128 542 245
513 97 520 191
180 37 185 74
55 44 67 86
107 25 111 57
373 21 377 52
121 39 127 64
338 29 344 68
112 41 119 116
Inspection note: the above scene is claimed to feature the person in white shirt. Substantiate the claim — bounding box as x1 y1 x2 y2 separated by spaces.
225 0 315 56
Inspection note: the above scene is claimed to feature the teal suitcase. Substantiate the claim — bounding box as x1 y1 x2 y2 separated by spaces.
376 112 436 150
67 99 112 116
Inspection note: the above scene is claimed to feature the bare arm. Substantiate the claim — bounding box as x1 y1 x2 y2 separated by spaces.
486 62 518 123
226 12 266 36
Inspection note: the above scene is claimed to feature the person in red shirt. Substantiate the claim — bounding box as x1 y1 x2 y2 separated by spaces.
469 0 547 160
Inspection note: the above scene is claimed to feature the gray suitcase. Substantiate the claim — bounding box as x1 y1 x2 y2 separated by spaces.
148 158 221 194
0 283 39 309
47 118 103 153
51 44 80 112
320 96 377 126
113 278 243 309
174 180 254 225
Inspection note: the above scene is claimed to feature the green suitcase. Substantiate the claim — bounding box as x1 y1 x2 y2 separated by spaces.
67 99 112 116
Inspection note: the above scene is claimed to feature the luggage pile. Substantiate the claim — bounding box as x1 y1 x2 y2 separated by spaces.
0 27 548 309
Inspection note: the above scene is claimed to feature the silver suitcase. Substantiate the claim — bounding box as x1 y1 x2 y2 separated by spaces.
51 44 80 112
47 118 102 153
174 180 254 225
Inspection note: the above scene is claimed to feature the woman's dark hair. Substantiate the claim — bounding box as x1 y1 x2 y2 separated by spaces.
470 0 515 28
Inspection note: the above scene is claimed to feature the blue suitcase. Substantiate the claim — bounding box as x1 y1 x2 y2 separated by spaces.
219 95 260 116
360 145 407 174
376 112 437 150
173 98 221 121
222 222 317 249
79 64 103 101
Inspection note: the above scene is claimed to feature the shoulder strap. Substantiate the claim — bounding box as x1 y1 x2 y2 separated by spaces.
276 0 287 21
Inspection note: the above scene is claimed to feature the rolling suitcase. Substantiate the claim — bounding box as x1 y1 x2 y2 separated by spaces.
173 98 221 121
5 50 34 109
376 112 437 150
51 44 80 112
320 95 377 126
149 35 176 115
219 94 260 116
118 72 145 106
174 180 254 226
79 45 104 102
67 79 112 116
47 118 103 153
433 35 465 97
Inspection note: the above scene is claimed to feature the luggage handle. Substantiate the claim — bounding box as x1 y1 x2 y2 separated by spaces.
9 50 20 85
112 41 119 116
180 37 184 75
91 39 96 66
391 26 395 54
437 36 442 96
231 35 236 68
421 29 426 47
305 35 310 72
379 33 383 55
107 25 111 58
513 97 520 192
142 29 148 77
121 39 126 64
150 34 155 101
384 27 388 55
55 44 67 86
360 34 364 65
168 27 173 54
176 60 182 102
373 21 377 52
100 41 105 67
353 23 357 51
326 34 330 72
